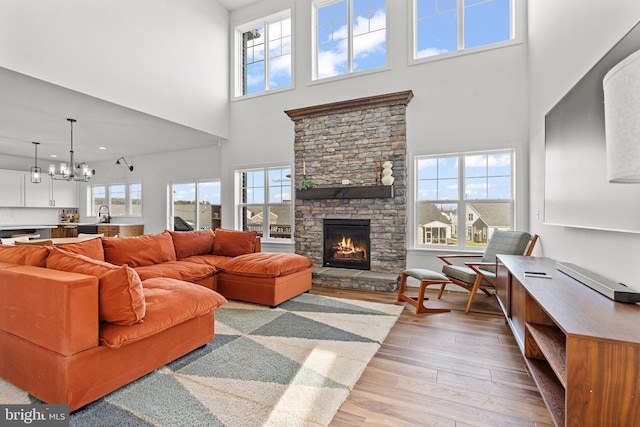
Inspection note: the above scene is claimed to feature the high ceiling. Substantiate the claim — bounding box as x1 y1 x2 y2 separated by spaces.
0 67 221 164
0 0 260 165
217 0 261 11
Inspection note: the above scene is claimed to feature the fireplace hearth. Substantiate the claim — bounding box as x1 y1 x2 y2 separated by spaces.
323 219 370 270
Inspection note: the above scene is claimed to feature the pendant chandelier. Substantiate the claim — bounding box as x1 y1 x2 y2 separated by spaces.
30 141 41 184
49 118 94 182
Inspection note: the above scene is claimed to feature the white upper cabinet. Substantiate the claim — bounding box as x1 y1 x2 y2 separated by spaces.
50 179 78 207
24 175 78 208
0 170 24 207
24 177 51 207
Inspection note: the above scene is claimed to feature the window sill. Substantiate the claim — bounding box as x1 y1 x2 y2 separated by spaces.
409 38 523 67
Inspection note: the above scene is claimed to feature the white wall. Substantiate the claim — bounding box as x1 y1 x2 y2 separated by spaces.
528 1 640 290
81 145 223 234
0 0 230 137
224 0 530 261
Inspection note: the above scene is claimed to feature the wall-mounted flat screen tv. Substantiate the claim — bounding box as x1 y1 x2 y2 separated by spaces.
545 20 640 233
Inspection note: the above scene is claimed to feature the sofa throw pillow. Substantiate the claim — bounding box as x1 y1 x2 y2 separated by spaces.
102 231 177 267
56 236 105 261
0 245 51 267
168 229 215 259
46 247 146 325
212 229 257 257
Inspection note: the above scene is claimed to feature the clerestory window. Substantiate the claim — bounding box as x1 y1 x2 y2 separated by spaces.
234 10 292 97
313 0 388 80
414 0 514 61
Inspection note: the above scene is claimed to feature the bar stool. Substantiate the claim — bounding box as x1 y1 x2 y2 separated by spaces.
397 268 451 314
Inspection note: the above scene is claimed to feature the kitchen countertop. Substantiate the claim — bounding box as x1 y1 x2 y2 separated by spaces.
0 223 144 230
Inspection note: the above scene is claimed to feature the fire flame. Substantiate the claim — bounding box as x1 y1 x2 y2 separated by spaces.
334 236 367 260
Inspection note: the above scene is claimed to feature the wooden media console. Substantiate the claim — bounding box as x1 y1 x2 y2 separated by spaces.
496 255 640 427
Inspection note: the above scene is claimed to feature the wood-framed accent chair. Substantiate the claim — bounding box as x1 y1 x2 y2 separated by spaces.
437 231 539 313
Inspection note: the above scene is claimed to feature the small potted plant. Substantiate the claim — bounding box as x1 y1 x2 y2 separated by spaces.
298 178 313 190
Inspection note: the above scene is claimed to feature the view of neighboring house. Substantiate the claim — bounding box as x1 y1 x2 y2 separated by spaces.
418 202 511 246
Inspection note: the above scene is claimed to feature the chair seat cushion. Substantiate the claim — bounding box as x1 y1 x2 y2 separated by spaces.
403 268 449 281
442 264 495 288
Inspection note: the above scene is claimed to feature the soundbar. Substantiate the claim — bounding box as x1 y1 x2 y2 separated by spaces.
556 262 640 303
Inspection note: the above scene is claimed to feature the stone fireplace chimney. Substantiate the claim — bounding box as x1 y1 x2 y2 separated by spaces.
285 90 413 291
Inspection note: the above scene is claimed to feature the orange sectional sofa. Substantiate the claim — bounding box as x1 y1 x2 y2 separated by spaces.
0 228 312 411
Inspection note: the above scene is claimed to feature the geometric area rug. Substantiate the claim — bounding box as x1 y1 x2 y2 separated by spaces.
0 293 403 426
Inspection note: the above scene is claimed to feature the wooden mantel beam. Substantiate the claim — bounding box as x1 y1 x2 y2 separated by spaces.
284 90 414 120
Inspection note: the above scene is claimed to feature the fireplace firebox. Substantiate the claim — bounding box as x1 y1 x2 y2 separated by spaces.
323 219 370 270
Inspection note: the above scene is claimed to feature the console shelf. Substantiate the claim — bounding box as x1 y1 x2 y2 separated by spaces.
497 255 640 427
525 323 567 387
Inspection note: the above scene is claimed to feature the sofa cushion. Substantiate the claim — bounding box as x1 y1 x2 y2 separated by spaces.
133 261 216 283
99 277 227 349
56 237 105 261
168 229 215 259
181 254 232 269
217 252 313 278
0 261 20 269
103 231 177 267
46 247 146 325
213 229 257 257
0 244 51 267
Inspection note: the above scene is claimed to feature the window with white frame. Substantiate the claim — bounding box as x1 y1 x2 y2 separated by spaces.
89 183 142 217
415 150 514 249
314 0 387 80
414 0 513 60
234 10 292 97
170 180 221 230
237 166 292 240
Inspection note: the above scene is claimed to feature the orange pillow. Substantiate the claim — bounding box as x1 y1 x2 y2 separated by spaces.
213 229 257 257
56 237 105 261
102 231 177 267
0 244 51 267
168 229 215 259
46 247 145 325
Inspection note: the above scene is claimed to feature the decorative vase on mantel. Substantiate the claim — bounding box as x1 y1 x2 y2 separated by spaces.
381 161 394 186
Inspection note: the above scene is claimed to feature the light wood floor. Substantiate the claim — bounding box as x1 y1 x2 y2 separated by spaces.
310 285 554 427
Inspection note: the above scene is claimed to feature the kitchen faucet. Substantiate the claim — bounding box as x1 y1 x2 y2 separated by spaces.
98 205 111 223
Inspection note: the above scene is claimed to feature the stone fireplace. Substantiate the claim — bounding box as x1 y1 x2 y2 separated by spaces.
285 90 413 291
323 218 370 270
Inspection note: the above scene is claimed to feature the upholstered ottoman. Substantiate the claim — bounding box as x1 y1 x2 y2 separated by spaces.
216 252 313 306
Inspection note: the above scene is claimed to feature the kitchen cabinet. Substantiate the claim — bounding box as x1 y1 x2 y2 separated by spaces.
25 177 78 207
0 170 24 207
97 224 144 238
51 225 78 238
